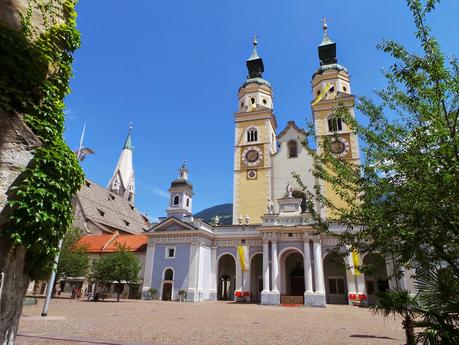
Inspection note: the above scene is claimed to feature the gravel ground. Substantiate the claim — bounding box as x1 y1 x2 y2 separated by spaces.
17 299 404 345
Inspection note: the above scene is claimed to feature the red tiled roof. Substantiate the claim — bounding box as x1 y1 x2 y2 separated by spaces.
76 233 147 253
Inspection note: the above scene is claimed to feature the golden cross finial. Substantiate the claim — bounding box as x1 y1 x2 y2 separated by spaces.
320 17 332 32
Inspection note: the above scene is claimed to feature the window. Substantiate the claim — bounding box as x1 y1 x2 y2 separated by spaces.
85 181 91 187
262 98 267 105
328 116 343 132
186 198 190 207
165 247 176 259
250 97 255 105
173 195 180 206
164 268 174 280
123 219 130 226
287 140 298 158
97 208 105 217
247 127 258 142
328 278 345 294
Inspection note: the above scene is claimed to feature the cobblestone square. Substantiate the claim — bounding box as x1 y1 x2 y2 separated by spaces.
17 299 404 345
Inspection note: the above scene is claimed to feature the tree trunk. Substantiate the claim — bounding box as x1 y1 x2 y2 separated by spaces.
117 284 121 302
0 237 31 345
402 317 416 345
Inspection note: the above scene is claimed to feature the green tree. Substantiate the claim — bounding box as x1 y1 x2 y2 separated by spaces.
0 1 83 343
56 227 89 281
296 0 459 343
91 245 142 302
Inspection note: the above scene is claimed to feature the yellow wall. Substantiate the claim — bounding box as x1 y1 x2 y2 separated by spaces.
234 118 272 224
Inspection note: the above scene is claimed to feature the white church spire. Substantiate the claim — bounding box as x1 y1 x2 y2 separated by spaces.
107 125 135 204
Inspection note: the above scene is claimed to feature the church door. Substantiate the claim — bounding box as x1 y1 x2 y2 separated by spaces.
162 283 172 301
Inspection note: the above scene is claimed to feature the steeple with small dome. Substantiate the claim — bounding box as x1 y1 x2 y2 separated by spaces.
167 161 194 220
232 37 277 224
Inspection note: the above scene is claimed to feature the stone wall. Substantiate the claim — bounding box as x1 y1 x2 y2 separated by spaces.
0 110 40 225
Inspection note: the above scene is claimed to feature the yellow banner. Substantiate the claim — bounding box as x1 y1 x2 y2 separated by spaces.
352 250 361 276
238 245 249 272
311 82 333 106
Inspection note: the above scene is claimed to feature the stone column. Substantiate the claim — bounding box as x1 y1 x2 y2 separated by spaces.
313 241 325 293
303 240 313 293
271 240 279 293
187 242 200 302
262 240 270 292
209 245 218 300
142 242 155 299
310 240 326 307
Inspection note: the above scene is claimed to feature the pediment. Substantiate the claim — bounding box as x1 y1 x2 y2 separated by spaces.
149 217 197 233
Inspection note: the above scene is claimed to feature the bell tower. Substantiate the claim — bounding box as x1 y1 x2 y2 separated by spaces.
167 162 193 220
311 21 361 216
232 37 277 224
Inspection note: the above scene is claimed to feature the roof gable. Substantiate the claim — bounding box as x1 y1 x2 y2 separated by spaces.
149 217 198 233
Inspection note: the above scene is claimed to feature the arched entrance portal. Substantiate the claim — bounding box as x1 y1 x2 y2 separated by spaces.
363 253 389 305
279 249 305 304
162 283 172 301
161 268 174 301
250 254 263 302
286 252 304 296
323 253 348 304
217 254 236 301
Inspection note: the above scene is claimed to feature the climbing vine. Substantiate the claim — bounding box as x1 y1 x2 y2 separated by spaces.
0 0 84 279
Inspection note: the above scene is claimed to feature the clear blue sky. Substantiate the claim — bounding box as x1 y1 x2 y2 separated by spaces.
64 0 458 221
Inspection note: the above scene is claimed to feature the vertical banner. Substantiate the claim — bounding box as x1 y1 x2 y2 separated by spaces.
352 250 361 276
311 82 333 106
238 245 249 272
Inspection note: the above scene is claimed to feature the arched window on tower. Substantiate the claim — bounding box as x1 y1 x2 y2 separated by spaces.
328 116 343 132
173 195 180 206
247 127 258 142
287 140 298 158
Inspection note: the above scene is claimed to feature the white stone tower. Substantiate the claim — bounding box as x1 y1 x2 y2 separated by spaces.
167 162 193 220
107 125 135 204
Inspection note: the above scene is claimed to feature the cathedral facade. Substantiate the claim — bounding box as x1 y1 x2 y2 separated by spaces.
141 27 414 306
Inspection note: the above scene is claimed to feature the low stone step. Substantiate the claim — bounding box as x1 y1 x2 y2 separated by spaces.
281 295 304 305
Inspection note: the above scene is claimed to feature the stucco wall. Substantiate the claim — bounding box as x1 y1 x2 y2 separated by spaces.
152 244 191 300
272 126 315 213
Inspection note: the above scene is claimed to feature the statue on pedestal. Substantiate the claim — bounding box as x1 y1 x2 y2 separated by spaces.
286 182 293 198
267 198 274 214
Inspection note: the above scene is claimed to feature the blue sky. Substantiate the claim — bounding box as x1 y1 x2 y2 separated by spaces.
64 0 458 221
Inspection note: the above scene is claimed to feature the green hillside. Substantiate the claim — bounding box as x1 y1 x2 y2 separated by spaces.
194 203 233 225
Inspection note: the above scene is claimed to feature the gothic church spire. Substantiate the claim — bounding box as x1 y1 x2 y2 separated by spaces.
107 125 135 204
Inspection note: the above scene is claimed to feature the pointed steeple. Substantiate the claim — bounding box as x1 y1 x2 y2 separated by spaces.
107 125 135 204
123 125 133 150
246 35 264 79
318 18 337 66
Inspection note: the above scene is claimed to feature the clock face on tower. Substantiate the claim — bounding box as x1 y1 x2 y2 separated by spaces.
242 146 263 167
329 137 350 157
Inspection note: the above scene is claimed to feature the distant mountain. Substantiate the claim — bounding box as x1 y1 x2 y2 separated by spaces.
194 203 233 225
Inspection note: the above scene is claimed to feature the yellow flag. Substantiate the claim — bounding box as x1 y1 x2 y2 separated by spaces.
352 250 361 276
311 82 333 106
238 246 249 272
